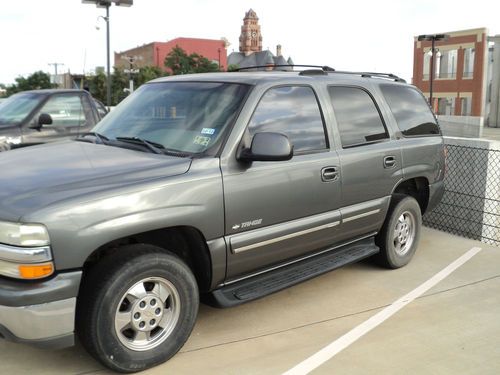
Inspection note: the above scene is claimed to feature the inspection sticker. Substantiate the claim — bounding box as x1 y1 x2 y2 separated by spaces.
201 128 216 135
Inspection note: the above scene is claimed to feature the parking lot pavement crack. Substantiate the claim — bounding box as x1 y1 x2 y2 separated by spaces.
181 273 500 355
420 274 500 299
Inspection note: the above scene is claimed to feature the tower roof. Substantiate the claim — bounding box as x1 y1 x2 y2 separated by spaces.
244 8 258 20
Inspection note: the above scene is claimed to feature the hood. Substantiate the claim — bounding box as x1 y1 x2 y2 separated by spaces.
0 141 192 221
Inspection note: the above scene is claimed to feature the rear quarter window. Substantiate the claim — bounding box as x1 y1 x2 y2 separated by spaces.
380 85 440 136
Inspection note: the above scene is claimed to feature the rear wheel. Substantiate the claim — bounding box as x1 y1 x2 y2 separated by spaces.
77 244 199 373
375 195 422 268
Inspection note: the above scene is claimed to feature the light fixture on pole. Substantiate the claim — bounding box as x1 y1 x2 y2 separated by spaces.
418 33 449 109
82 0 133 108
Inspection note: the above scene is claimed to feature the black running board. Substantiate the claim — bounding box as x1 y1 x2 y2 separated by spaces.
204 237 379 308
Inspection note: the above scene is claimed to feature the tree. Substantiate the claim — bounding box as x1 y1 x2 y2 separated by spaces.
5 71 55 96
164 46 219 75
227 64 240 72
134 66 168 87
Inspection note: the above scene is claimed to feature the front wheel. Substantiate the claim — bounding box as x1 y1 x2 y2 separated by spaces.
77 245 199 373
375 195 422 269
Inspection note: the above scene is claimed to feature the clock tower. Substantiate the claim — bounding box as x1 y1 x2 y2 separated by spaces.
239 9 262 55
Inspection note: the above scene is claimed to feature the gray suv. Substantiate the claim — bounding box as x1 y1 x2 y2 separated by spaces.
0 68 444 372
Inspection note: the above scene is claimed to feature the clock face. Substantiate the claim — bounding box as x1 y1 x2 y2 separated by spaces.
251 31 257 38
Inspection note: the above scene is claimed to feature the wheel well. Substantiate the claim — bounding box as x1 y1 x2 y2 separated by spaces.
81 226 212 292
393 177 429 214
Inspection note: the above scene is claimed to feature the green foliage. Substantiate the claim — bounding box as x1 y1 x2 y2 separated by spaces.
134 66 168 87
85 66 168 106
164 45 219 75
5 71 56 96
227 64 240 72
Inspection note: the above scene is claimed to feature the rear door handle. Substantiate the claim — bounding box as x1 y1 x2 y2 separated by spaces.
383 156 396 169
321 166 339 182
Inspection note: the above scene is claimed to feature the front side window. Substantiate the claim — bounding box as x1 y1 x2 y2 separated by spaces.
0 93 42 126
328 86 388 148
38 95 85 127
380 85 440 136
94 82 250 155
247 86 327 153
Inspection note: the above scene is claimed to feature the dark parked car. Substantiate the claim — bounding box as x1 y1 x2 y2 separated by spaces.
0 89 107 151
0 68 444 372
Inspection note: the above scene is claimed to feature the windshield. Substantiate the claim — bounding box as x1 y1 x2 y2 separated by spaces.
93 81 250 155
0 93 42 126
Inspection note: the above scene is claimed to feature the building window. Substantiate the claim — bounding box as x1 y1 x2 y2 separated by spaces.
460 97 472 116
463 48 475 78
437 97 456 115
437 49 457 79
423 52 431 80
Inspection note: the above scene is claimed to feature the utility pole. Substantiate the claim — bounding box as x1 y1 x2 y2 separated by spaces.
48 62 64 86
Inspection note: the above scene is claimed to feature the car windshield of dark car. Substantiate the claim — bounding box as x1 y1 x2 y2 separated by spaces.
93 82 250 155
0 93 41 126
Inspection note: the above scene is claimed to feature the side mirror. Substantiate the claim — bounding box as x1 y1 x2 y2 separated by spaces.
30 113 53 130
239 132 293 162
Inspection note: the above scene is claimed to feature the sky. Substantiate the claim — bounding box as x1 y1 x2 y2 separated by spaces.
1 0 499 85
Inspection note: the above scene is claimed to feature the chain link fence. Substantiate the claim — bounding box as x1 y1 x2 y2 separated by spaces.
423 142 500 246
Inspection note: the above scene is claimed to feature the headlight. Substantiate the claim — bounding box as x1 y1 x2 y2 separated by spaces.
0 221 53 279
0 221 50 247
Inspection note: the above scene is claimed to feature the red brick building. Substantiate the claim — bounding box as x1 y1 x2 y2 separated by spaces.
413 28 489 117
115 37 228 72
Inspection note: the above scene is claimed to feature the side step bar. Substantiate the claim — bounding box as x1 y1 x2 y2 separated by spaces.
204 237 379 308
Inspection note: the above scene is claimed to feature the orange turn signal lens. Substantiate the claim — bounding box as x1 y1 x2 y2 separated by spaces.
18 262 54 279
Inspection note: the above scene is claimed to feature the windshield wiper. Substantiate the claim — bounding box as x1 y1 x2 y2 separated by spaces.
116 136 165 155
77 132 110 145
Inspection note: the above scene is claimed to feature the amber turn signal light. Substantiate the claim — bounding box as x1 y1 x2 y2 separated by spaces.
18 262 54 279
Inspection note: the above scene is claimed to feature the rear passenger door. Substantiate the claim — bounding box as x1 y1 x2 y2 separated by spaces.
328 86 403 242
222 85 341 280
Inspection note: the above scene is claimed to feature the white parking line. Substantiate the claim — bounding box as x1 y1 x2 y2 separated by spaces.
283 246 482 375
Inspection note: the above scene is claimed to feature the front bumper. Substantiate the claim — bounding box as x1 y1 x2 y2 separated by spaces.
0 271 81 348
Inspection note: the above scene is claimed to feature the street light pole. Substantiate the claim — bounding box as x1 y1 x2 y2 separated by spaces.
429 37 435 108
418 33 449 111
105 4 111 107
82 0 133 108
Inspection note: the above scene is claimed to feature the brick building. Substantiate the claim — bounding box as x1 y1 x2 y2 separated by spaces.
115 37 228 72
412 28 489 117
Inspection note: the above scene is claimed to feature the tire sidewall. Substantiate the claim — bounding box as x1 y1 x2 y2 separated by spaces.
91 252 199 373
382 197 422 268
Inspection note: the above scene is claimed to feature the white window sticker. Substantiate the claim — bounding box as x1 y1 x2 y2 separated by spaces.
201 128 216 135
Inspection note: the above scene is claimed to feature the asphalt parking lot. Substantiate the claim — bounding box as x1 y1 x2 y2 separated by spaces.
1 227 499 375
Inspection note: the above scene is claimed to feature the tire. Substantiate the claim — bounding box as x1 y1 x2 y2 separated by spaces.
76 244 199 373
375 195 422 269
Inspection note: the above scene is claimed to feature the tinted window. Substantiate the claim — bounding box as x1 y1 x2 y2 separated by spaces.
39 95 85 127
248 86 327 153
380 85 440 136
328 86 388 147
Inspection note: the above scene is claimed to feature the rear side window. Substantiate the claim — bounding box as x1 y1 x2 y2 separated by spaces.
328 86 388 148
380 85 440 136
248 86 327 153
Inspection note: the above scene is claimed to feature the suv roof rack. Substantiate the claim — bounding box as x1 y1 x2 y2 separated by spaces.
234 65 406 83
236 65 335 72
333 71 407 83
